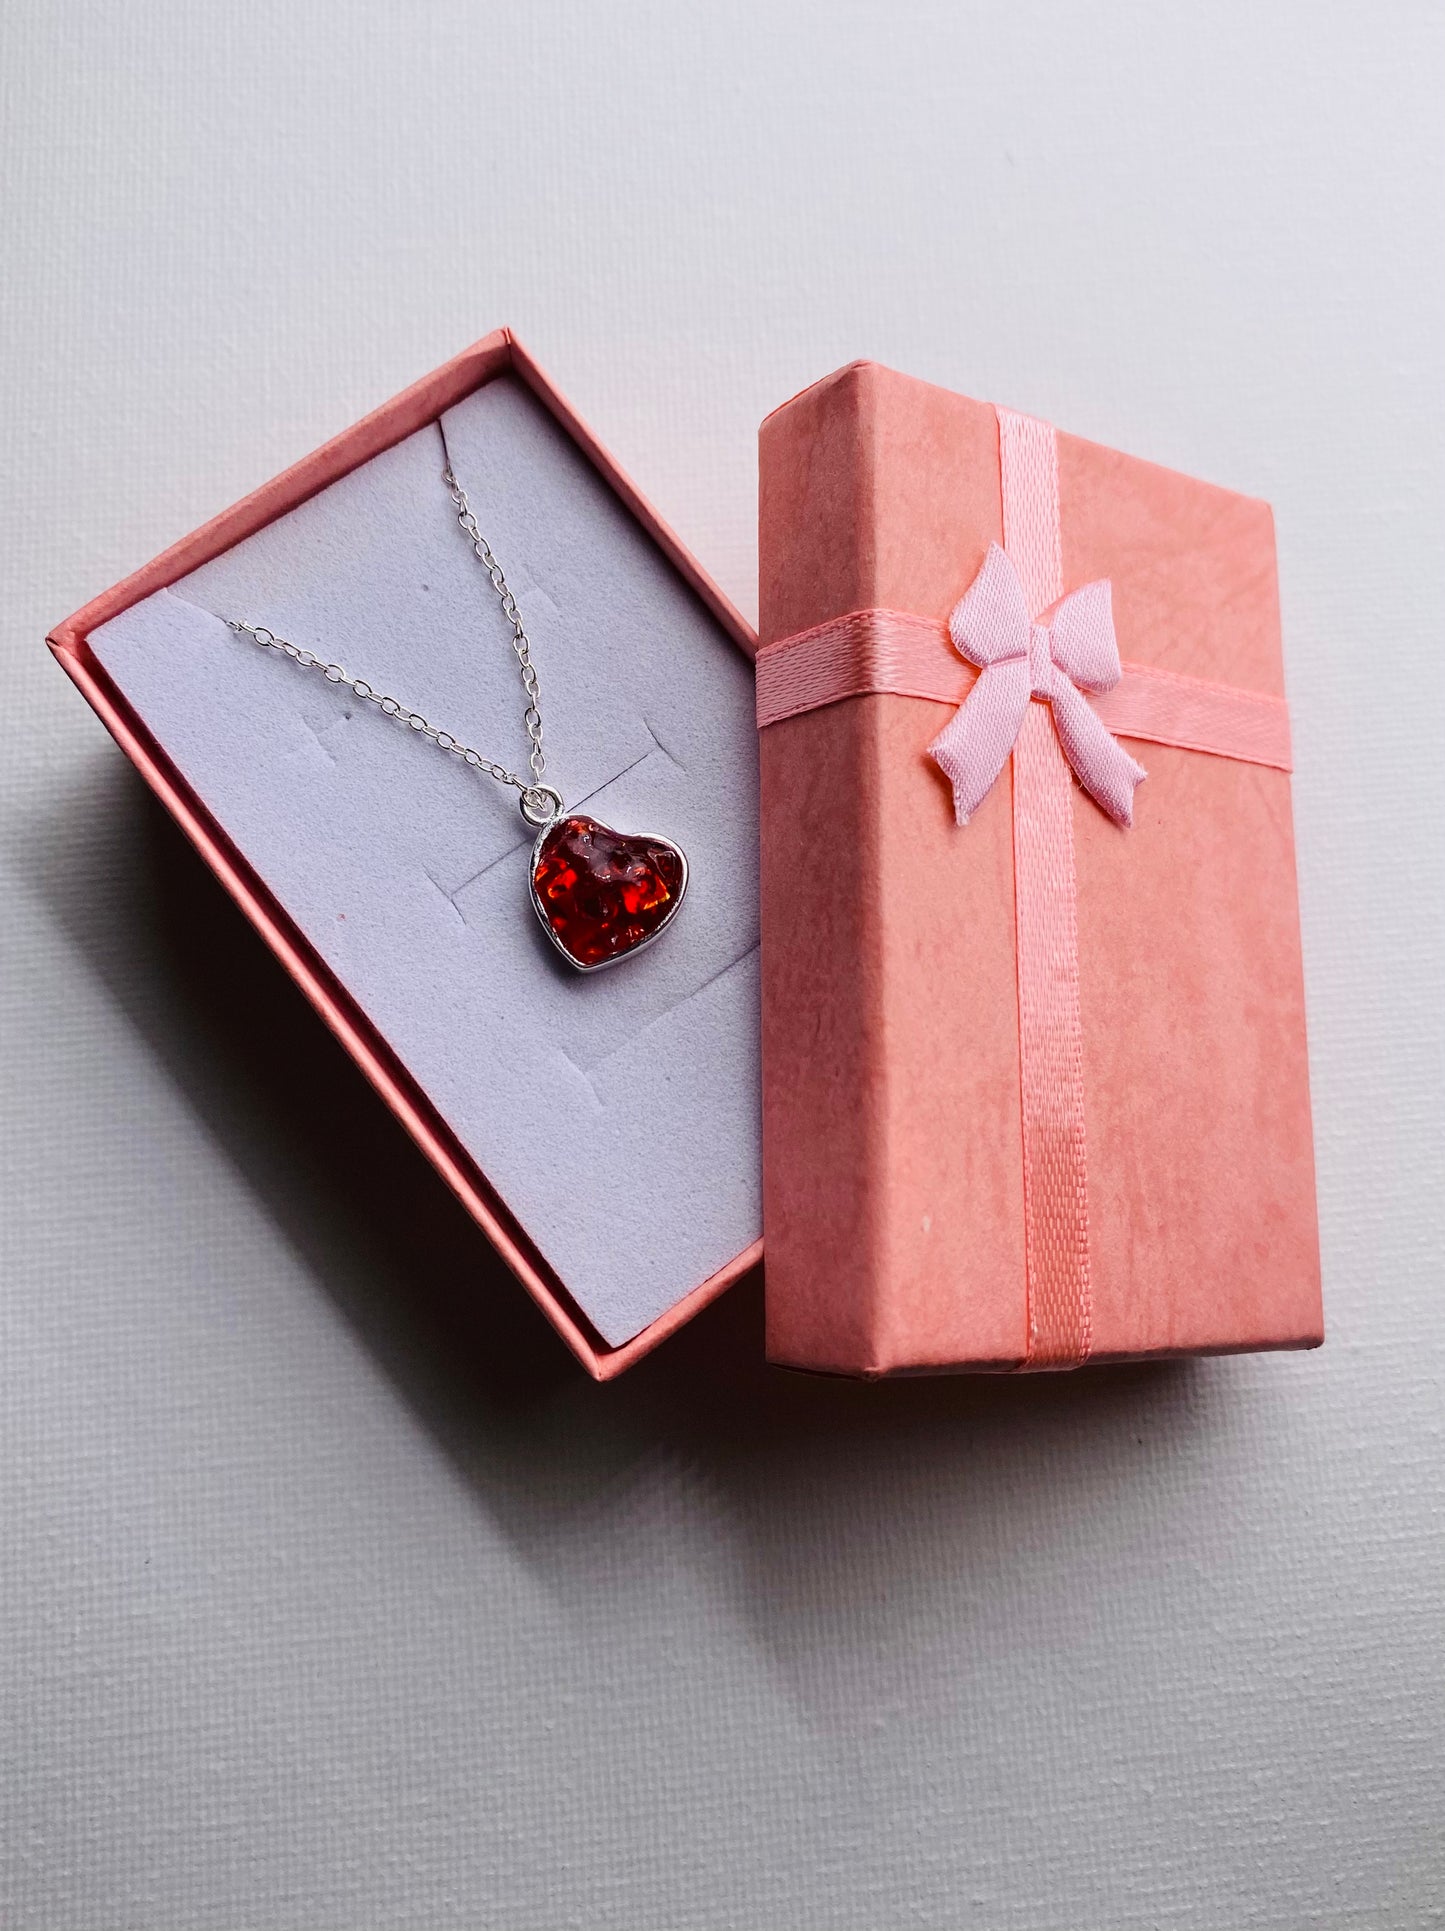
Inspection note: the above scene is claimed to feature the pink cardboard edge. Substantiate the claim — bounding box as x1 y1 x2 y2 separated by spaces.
47 327 763 1381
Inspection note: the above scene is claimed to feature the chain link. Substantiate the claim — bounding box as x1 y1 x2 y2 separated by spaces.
222 462 556 820
443 463 546 786
224 619 541 791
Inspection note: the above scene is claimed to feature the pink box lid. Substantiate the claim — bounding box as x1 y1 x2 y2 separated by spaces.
757 360 1322 1376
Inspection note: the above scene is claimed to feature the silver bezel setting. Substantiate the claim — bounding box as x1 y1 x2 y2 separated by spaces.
528 811 689 973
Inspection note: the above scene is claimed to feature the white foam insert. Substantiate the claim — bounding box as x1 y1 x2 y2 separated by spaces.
88 375 761 1347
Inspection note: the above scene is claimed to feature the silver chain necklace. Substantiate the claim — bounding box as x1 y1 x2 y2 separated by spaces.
222 459 689 972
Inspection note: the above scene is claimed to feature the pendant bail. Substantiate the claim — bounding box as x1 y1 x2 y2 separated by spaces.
519 783 565 829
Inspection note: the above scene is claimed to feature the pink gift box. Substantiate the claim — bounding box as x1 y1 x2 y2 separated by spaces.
757 360 1322 1376
48 329 762 1380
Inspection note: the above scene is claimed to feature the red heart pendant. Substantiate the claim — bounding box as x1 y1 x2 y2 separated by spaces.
530 813 688 971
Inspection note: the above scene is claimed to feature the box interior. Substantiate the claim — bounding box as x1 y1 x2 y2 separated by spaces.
88 373 761 1347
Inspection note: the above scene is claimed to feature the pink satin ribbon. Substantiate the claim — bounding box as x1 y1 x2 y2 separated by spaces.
755 608 1292 773
930 542 1146 828
755 407 1292 1369
995 407 1094 1368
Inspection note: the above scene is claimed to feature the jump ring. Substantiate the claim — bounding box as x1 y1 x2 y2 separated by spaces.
519 783 564 829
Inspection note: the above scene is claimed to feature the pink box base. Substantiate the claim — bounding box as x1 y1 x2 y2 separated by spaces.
49 330 762 1380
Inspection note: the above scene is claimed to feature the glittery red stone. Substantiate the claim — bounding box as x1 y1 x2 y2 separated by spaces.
532 814 686 968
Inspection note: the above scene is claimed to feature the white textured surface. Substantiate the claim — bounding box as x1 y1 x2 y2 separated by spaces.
89 375 762 1347
2 2 1442 1927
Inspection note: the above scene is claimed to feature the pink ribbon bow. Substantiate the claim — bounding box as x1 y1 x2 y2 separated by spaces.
929 542 1147 828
